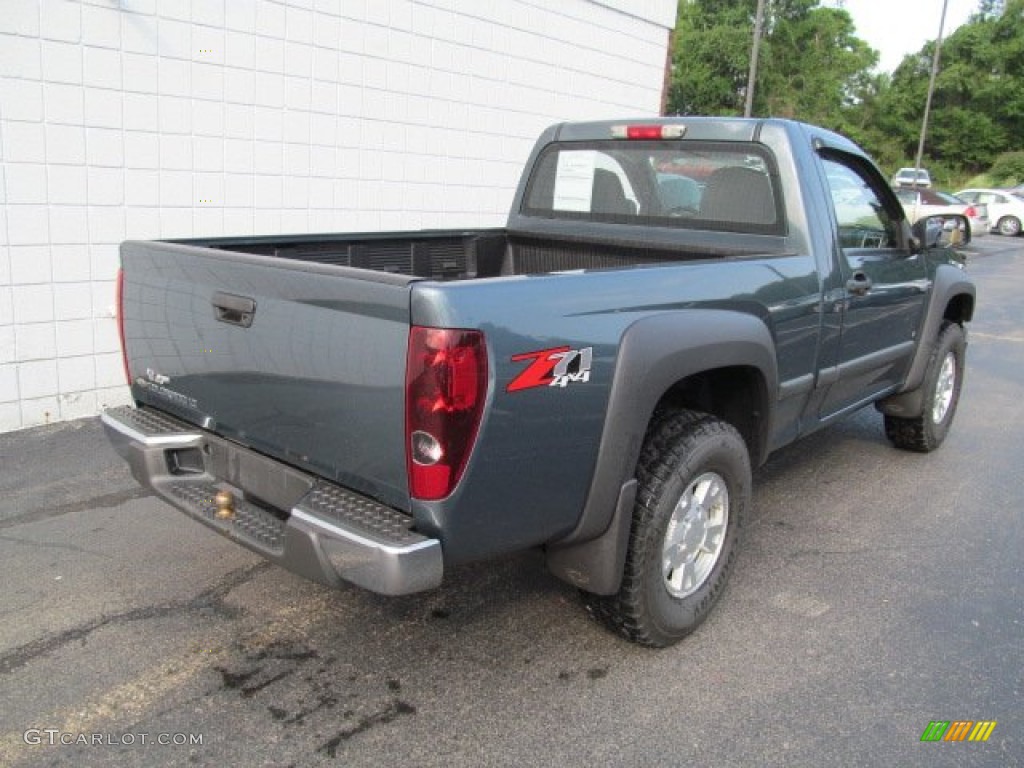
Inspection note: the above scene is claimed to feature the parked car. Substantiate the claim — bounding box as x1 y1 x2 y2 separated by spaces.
891 167 932 189
954 188 1024 236
895 188 989 241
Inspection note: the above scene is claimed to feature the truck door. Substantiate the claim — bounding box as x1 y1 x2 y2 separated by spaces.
817 153 929 417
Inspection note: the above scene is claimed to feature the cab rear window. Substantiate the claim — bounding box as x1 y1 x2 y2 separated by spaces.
522 141 785 236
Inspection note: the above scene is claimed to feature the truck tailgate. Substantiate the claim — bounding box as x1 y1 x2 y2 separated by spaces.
120 240 414 511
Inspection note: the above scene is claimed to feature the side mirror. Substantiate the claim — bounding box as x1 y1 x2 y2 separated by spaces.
912 214 969 249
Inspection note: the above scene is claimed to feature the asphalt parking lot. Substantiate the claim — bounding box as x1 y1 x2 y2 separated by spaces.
1 237 1021 767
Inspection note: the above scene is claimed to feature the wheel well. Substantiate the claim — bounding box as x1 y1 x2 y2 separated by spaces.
944 293 974 324
650 366 769 466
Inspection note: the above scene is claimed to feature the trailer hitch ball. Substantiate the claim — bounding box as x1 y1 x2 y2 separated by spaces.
214 489 236 520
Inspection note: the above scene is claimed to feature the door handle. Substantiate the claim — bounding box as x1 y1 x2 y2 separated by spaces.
212 292 256 327
845 272 872 296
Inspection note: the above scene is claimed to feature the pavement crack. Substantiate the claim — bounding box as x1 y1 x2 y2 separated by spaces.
0 487 150 530
0 533 112 558
0 615 110 677
0 561 271 675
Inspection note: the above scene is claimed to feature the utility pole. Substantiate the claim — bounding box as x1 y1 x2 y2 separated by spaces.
744 0 767 117
913 0 949 186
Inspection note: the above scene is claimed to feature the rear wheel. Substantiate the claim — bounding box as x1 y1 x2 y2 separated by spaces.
997 215 1021 236
583 410 750 647
884 322 966 452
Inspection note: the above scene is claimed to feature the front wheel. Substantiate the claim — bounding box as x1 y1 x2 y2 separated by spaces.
997 216 1021 236
884 322 966 452
583 411 750 647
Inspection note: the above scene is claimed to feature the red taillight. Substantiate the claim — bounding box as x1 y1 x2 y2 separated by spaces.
405 326 488 501
611 124 686 140
964 205 977 218
115 267 131 384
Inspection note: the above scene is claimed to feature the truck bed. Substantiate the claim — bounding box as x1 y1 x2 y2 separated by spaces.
185 228 776 282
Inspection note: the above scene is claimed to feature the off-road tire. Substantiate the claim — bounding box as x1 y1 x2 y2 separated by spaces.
583 410 750 647
884 321 966 452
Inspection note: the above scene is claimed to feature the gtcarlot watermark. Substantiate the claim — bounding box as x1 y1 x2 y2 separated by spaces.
24 729 203 747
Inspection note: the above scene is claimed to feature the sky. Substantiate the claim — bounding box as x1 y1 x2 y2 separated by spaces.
833 0 980 73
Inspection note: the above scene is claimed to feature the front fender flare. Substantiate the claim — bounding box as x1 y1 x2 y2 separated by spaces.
878 263 975 418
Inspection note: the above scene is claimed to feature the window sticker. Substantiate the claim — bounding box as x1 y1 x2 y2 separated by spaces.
552 150 595 212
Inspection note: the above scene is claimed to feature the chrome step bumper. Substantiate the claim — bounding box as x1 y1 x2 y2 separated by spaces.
101 405 442 595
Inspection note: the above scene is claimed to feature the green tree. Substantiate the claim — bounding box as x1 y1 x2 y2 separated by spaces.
841 71 906 170
667 0 1024 180
757 0 877 128
667 1 877 129
865 0 1024 174
988 150 1024 184
667 0 758 116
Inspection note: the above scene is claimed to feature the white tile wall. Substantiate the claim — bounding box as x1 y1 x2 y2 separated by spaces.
15 322 56 361
55 319 94 358
0 329 14 372
57 353 96 392
21 395 60 426
9 245 51 283
18 358 59 399
0 364 18 403
40 1 81 44
1 0 674 431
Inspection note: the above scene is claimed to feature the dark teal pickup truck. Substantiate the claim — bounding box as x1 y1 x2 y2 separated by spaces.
103 118 975 647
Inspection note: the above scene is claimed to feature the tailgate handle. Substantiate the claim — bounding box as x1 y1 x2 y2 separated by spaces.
212 292 256 327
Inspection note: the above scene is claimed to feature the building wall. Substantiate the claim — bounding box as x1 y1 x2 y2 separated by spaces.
0 0 675 432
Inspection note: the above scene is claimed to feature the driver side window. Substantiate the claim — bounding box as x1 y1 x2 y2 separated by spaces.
822 157 898 251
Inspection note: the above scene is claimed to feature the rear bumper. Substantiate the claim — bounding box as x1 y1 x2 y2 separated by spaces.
101 405 442 596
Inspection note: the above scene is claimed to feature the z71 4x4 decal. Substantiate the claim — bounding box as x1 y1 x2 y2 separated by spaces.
507 346 593 392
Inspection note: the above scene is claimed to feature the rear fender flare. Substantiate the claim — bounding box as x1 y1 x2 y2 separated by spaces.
581 310 777 543
546 309 777 593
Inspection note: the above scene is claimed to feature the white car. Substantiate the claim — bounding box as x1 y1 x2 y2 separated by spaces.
954 188 1024 236
891 167 932 189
